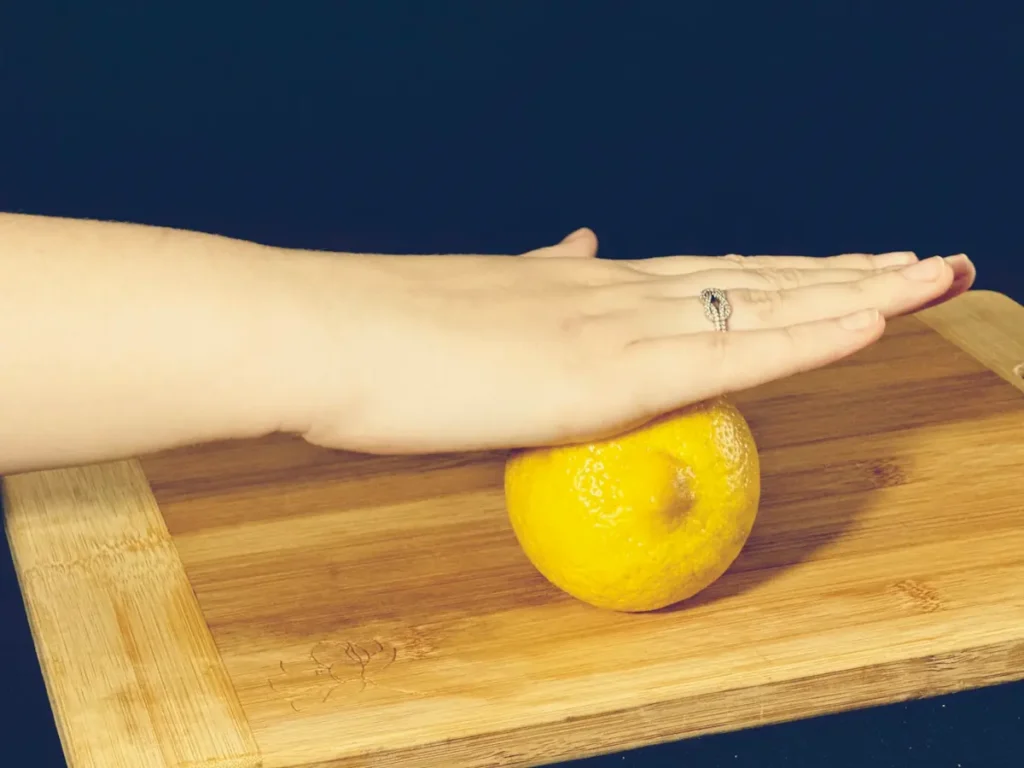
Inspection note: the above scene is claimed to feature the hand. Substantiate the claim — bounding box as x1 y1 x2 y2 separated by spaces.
293 229 975 453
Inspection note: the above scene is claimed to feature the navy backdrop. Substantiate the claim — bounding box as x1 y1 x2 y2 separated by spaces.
1 4 1022 767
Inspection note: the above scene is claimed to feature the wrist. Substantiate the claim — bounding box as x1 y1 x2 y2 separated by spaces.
240 245 366 443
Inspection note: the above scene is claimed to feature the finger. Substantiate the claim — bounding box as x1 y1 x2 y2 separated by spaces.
524 228 599 259
645 264 906 299
622 255 953 338
717 255 951 331
626 251 919 276
917 254 976 311
619 310 885 415
946 253 976 286
723 255 953 330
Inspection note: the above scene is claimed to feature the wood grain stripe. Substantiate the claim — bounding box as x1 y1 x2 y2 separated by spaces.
2 460 260 768
300 638 1024 768
919 290 1024 395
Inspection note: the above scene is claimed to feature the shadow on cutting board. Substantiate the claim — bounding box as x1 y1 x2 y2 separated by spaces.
670 321 1024 613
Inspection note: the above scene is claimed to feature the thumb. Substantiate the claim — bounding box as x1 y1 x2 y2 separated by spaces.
558 227 599 258
525 228 599 259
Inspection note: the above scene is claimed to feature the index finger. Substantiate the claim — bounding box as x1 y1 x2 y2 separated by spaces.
626 251 919 277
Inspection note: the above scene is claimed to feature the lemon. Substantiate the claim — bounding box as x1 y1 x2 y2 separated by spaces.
504 397 760 612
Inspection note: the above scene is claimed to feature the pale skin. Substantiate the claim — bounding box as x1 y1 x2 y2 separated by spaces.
0 212 974 475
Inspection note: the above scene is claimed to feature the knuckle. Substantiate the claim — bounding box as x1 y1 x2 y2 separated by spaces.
843 274 873 298
695 329 732 368
780 324 802 349
710 330 731 363
557 312 591 343
736 288 786 321
722 253 751 268
849 253 876 270
769 267 804 290
853 275 873 293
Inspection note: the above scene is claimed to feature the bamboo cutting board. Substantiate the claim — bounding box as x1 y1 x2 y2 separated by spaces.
4 290 1024 768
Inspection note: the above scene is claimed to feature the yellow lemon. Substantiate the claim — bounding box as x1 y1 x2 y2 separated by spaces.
504 397 760 612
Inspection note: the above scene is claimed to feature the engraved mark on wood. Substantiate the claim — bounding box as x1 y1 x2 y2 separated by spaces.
1013 362 1024 380
268 639 411 712
888 579 943 613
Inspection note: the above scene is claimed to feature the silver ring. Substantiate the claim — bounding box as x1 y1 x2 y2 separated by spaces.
700 288 731 332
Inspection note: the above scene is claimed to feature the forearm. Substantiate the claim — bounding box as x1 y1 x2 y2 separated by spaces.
0 213 321 474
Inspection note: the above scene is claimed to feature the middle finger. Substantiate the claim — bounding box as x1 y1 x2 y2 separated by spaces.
647 265 906 299
627 251 919 276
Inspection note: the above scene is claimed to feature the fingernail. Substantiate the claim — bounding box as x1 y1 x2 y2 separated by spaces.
877 251 918 266
944 253 971 267
839 309 880 330
902 255 944 281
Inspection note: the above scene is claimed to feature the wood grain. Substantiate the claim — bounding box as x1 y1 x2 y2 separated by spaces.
918 289 1024 394
4 289 1024 768
2 461 259 768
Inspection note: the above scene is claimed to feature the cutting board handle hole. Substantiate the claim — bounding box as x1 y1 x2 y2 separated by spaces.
1014 362 1024 380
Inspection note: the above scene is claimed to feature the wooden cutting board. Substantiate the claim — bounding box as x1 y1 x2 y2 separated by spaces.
4 290 1024 768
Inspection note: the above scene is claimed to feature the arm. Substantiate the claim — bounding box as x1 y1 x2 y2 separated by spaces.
0 212 971 475
0 213 317 474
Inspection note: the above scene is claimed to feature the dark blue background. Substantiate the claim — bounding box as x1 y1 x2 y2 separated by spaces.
2 4 1022 766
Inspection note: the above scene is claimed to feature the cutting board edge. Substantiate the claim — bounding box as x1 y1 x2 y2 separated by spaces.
917 289 1024 394
1 504 78 767
289 636 1024 768
2 460 263 768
